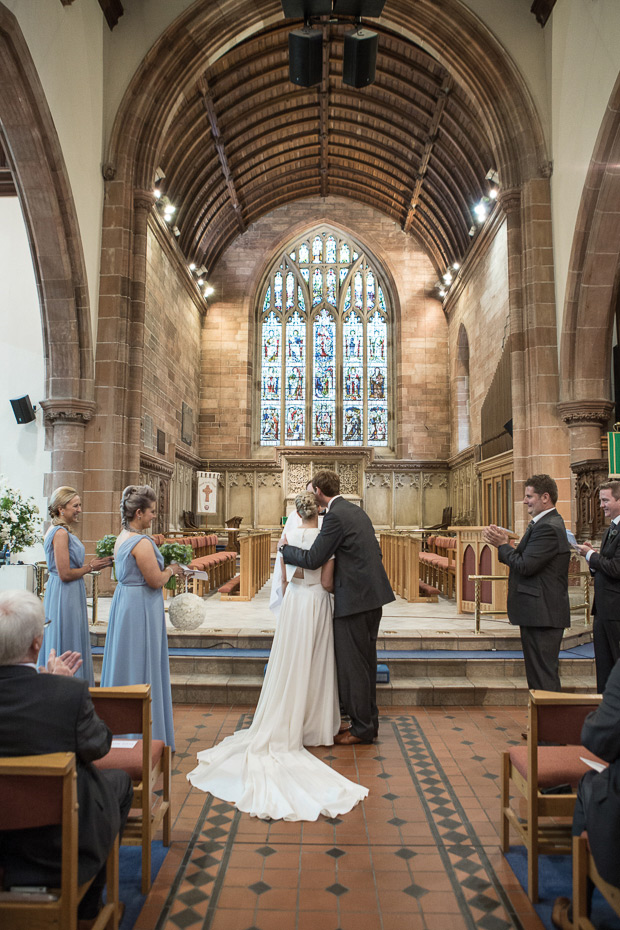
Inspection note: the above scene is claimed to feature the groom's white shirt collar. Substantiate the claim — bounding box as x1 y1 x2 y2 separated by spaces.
326 494 342 512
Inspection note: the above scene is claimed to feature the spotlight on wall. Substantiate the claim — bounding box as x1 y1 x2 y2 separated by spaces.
204 285 215 297
10 395 37 424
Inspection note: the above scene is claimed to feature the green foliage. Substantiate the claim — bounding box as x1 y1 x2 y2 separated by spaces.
0 478 42 554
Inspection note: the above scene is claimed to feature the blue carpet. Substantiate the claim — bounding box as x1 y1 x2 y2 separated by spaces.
505 847 620 930
104 842 168 929
92 643 595 660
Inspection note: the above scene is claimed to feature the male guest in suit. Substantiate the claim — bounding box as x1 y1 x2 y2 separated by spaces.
551 656 620 929
575 481 620 693
0 589 133 928
280 469 395 745
483 474 571 691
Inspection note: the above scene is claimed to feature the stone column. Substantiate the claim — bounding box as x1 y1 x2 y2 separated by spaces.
40 398 96 495
558 399 614 534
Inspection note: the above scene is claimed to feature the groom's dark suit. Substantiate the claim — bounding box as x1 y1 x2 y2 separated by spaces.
588 518 620 692
497 509 570 691
0 665 132 900
281 496 394 742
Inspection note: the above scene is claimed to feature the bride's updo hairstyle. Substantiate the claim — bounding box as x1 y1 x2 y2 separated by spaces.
120 485 156 529
295 491 318 521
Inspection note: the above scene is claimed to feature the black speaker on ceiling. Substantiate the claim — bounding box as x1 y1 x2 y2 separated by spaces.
343 28 378 87
289 28 323 87
10 395 36 424
281 0 331 16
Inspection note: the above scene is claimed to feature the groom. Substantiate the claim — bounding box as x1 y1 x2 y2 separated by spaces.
280 470 394 744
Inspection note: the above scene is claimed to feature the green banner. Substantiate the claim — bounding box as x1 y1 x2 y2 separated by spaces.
609 432 620 477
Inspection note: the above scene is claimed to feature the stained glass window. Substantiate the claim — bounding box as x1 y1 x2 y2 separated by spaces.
258 229 391 447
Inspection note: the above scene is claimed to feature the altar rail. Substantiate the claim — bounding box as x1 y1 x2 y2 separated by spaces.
380 532 439 603
221 531 271 602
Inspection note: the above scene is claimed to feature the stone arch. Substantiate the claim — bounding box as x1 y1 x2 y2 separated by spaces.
0 5 94 488
0 5 93 402
107 0 547 200
456 323 471 452
558 72 620 466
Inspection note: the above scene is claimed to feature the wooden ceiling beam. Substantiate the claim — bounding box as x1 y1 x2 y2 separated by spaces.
197 77 245 234
403 76 452 235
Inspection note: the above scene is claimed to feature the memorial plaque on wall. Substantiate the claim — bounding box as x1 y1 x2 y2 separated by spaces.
182 403 193 445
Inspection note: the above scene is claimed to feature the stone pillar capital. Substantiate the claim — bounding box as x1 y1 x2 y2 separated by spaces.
133 188 156 213
557 399 614 428
497 188 521 216
40 398 96 426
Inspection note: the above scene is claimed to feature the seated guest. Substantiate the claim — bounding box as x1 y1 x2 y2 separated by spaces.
0 590 133 929
552 657 620 929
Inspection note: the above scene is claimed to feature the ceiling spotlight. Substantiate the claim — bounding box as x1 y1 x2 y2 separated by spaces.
485 168 499 183
172 226 180 237
442 271 453 285
488 187 498 200
204 285 215 297
189 263 196 271
452 262 460 271
468 226 476 237
153 188 161 199
197 278 204 286
473 201 488 222
438 288 446 298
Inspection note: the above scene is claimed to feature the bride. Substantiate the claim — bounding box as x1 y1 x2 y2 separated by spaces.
187 492 368 821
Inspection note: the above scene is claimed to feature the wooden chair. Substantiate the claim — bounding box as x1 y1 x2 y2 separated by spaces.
0 752 120 930
500 690 603 903
573 833 620 930
89 685 171 894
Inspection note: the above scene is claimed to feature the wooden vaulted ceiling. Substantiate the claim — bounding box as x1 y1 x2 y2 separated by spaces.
158 16 495 276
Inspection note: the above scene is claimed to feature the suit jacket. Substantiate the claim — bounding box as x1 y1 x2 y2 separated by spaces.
580 657 620 886
281 496 395 618
0 665 120 887
497 509 571 629
588 522 620 619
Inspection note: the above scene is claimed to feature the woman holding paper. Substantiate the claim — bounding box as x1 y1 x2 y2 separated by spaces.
100 485 182 748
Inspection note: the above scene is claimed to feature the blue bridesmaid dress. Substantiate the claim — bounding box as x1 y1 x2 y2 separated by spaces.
39 526 94 685
100 535 175 749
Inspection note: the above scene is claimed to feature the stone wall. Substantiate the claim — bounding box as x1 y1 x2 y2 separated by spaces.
199 195 448 464
446 219 510 455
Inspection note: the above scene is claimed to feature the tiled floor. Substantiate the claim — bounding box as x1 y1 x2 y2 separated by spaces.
135 703 545 930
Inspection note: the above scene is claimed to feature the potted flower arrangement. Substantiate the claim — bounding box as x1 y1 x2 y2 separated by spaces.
0 477 42 560
158 541 193 593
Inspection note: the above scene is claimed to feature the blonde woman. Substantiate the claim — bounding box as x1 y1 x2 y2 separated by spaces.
188 492 368 820
39 487 113 684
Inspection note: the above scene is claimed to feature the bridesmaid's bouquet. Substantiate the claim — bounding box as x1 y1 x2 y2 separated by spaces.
159 542 193 592
95 534 117 580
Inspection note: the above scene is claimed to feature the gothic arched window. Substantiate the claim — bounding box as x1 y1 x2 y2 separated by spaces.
258 229 391 448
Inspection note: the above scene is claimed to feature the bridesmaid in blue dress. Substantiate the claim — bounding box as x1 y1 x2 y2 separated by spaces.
39 487 113 684
100 485 182 749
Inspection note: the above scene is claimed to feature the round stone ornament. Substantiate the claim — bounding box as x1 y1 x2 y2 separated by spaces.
168 592 207 630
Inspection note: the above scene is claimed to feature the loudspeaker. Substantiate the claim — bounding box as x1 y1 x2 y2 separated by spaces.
343 28 378 87
333 0 386 14
503 419 513 437
10 395 36 424
289 28 323 86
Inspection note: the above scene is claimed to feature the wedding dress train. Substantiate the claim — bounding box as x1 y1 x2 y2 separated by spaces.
187 527 368 820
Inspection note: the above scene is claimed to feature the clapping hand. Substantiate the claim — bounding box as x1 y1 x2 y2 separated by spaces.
483 524 510 547
39 649 83 676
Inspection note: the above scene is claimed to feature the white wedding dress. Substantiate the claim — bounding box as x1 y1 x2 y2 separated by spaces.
187 527 368 820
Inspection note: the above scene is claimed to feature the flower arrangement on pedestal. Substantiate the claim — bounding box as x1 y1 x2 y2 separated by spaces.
159 542 193 592
0 477 42 558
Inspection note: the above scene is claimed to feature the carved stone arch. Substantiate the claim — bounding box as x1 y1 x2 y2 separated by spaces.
0 4 94 490
558 72 620 473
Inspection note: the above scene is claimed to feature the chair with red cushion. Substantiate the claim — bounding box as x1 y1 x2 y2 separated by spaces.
0 752 120 930
500 690 602 902
89 685 171 894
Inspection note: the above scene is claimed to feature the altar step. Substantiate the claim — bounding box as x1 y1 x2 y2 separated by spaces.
91 636 596 707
